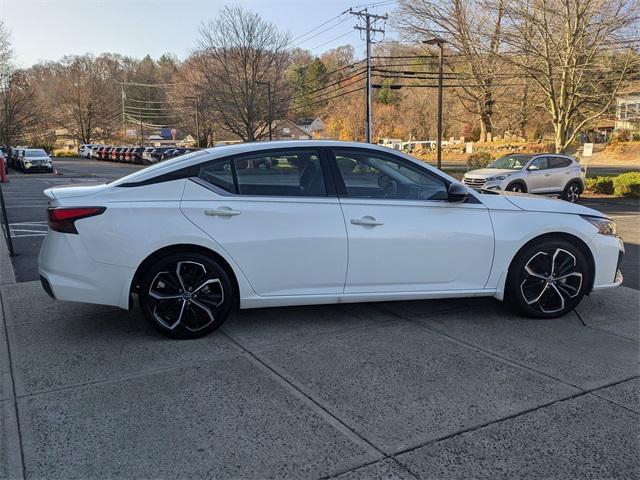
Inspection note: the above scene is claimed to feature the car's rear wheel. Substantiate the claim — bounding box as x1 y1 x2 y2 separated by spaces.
562 181 582 203
506 238 589 318
139 252 233 339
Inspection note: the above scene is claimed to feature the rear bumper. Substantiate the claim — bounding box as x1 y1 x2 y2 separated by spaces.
38 230 134 309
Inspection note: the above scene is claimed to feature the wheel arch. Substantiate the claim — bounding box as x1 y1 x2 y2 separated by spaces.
130 244 241 307
505 232 596 294
564 177 585 192
506 179 528 192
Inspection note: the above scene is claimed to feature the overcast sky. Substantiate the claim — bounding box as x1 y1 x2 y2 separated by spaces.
0 0 397 67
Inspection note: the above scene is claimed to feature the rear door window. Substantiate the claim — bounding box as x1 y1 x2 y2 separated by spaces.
548 157 572 169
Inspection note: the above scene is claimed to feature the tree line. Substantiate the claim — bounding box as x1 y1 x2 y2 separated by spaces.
1 0 638 153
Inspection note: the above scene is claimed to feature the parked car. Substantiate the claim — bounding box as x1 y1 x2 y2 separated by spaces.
79 144 100 158
39 141 624 339
101 146 113 160
110 147 123 161
128 147 145 164
141 147 155 164
19 148 53 173
0 148 6 175
88 145 102 159
463 153 585 203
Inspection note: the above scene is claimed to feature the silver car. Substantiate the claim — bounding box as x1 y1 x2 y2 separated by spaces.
19 148 54 173
463 153 585 202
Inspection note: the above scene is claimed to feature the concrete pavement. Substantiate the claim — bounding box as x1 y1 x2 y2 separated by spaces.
1 276 638 479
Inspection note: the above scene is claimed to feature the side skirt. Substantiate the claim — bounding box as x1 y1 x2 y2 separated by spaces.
239 289 497 309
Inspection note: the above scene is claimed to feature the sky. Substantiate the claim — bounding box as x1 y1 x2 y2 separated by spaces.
0 0 397 68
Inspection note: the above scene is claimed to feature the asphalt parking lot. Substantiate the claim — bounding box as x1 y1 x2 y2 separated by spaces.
1 157 639 479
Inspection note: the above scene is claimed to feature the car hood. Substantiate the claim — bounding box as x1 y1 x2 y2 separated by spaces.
503 193 604 217
465 168 518 178
24 156 50 161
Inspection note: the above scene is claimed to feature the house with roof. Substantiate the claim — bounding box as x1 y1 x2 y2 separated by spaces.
295 117 326 136
615 82 640 131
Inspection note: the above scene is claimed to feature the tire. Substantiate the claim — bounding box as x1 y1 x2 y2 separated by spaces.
506 238 589 318
506 181 527 193
562 181 582 203
139 252 234 339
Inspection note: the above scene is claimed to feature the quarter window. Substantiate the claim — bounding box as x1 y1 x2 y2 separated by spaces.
333 149 448 201
197 159 236 193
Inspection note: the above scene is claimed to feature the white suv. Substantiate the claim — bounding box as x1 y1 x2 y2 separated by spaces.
464 154 585 202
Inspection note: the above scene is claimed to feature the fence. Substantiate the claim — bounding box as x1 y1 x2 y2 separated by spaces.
0 181 15 257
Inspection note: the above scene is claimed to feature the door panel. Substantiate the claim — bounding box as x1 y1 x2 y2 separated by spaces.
181 180 347 296
524 157 550 193
340 200 494 293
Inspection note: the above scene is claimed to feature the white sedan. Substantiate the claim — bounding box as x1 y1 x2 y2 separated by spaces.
39 141 624 339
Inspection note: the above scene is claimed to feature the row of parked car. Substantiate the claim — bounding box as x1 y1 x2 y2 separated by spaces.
79 144 196 165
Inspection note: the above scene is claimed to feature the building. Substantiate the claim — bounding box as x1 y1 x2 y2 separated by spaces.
295 117 326 136
271 120 312 141
615 83 640 131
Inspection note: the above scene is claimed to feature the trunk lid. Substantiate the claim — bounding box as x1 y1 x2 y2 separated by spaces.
44 183 109 200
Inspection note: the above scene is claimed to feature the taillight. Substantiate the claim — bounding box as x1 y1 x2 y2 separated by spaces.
48 207 106 234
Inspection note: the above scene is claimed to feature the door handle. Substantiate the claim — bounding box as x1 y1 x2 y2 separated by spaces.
205 207 241 217
351 216 384 226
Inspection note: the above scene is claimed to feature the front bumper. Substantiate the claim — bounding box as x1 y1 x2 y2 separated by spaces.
591 235 625 291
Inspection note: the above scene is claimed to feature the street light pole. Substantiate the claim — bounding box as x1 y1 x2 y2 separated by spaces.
423 38 446 170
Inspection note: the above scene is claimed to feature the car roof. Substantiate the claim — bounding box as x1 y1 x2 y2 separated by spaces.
110 140 461 187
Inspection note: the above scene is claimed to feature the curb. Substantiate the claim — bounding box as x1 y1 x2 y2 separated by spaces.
0 231 16 285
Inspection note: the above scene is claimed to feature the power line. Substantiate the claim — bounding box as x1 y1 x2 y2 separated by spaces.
288 85 366 111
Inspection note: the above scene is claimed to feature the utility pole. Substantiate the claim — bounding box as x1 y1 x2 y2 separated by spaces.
194 96 200 148
423 38 446 170
257 81 273 141
351 8 387 143
121 83 126 139
138 106 143 146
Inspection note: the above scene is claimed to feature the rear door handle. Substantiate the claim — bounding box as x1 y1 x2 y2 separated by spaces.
351 216 384 226
205 207 241 217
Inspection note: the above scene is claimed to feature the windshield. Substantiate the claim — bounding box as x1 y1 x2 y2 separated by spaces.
25 149 48 157
487 155 530 169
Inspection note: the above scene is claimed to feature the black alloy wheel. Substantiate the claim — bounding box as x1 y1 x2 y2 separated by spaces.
507 239 589 318
140 253 233 339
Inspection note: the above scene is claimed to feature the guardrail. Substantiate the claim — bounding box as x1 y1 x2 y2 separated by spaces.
0 181 15 257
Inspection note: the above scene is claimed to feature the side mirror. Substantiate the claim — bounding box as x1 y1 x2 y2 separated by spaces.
528 164 539 171
447 182 469 203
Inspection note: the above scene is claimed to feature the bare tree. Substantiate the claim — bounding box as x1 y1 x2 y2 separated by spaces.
502 0 639 152
396 0 506 141
51 55 120 143
190 6 290 141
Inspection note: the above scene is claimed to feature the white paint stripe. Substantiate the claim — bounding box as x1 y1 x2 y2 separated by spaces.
610 214 639 219
10 221 47 225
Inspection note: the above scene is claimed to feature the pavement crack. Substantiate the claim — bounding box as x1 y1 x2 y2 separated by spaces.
221 330 386 461
392 374 640 459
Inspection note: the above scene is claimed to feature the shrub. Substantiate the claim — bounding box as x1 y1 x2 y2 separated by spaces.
613 172 640 198
467 151 492 169
632 132 640 142
52 150 77 157
585 176 614 195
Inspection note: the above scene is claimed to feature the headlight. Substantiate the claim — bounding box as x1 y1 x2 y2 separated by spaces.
487 175 507 181
581 215 617 236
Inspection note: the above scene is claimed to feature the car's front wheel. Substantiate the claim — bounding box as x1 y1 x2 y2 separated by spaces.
562 181 582 203
506 238 589 318
139 252 234 339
